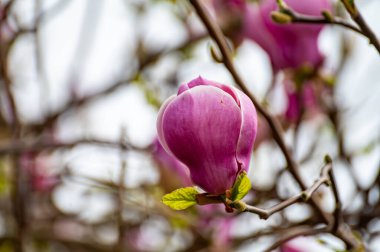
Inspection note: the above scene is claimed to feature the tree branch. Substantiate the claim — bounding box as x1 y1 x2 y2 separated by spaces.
27 33 205 133
289 12 364 36
0 4 25 251
0 139 148 156
231 162 332 220
340 0 380 54
263 226 328 252
329 168 342 233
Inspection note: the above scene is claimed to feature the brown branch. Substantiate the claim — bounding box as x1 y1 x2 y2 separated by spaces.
231 162 332 220
28 78 133 132
340 0 380 54
329 168 341 233
115 129 127 252
290 13 364 36
0 4 25 251
27 33 205 133
0 139 148 156
263 226 328 252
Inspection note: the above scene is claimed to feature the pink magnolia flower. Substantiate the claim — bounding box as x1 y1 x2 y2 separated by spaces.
213 0 331 72
157 76 257 194
246 0 331 72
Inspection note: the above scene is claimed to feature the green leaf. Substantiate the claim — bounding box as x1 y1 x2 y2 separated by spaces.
230 172 252 201
162 187 199 210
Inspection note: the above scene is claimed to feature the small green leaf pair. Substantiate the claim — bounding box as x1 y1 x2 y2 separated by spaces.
162 172 252 210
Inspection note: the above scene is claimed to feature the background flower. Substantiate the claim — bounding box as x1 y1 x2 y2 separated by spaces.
213 0 332 72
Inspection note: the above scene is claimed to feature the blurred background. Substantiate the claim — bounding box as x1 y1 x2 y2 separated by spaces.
0 0 380 251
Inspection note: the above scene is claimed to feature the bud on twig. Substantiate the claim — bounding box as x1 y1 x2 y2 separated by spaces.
324 154 332 164
209 44 223 63
322 10 334 22
271 11 292 24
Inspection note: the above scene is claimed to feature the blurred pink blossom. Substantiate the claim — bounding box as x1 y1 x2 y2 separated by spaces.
213 0 332 72
21 153 60 193
246 0 331 72
283 79 323 123
198 204 234 252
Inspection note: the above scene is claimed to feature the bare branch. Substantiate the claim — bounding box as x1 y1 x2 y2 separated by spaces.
0 139 148 156
27 33 204 132
116 128 128 252
329 168 342 233
231 162 332 220
340 0 380 54
274 8 363 35
263 226 328 252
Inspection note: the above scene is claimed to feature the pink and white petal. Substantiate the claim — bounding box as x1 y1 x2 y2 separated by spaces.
156 95 176 155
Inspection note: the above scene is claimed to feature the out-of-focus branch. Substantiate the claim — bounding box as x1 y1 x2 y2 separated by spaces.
329 167 341 233
0 4 25 251
290 12 363 35
0 0 16 23
231 162 332 219
116 129 127 252
32 233 113 252
28 78 134 132
340 0 380 54
27 33 205 133
263 226 328 252
0 139 149 156
272 7 363 35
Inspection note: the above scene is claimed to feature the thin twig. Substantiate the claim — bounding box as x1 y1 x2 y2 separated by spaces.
264 226 328 252
0 139 148 156
27 33 204 132
232 162 332 220
340 0 380 54
290 13 363 36
329 168 341 233
116 128 127 252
